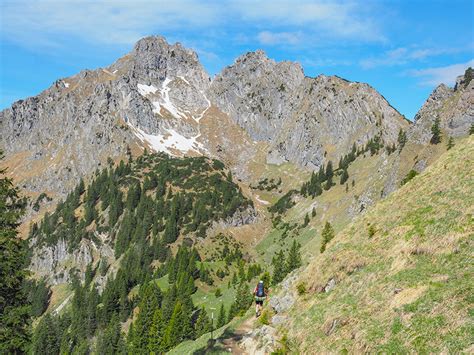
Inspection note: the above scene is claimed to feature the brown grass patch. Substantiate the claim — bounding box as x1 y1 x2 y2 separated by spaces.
390 285 427 308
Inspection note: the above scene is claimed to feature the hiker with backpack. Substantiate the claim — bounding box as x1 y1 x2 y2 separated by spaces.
254 280 267 317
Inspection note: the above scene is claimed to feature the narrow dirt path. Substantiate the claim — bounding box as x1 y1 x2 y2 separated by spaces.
217 316 255 354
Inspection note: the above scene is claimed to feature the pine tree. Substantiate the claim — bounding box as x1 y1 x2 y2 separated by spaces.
447 136 455 150
470 123 474 135
303 213 310 227
147 309 163 353
0 151 30 353
217 303 226 328
397 128 407 151
325 160 334 181
162 302 184 350
31 314 59 355
286 240 302 273
96 314 126 354
340 168 349 185
27 278 51 317
133 282 162 351
431 117 442 144
195 308 212 337
272 250 287 285
320 221 335 253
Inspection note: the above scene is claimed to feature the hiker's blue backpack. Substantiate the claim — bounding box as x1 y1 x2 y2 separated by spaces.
256 283 265 297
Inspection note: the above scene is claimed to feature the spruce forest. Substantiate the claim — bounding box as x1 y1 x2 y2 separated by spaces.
21 151 301 353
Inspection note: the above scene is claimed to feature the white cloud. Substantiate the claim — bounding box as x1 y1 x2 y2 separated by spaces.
0 0 219 48
409 60 474 86
257 31 302 45
360 46 465 69
0 0 385 51
236 0 384 42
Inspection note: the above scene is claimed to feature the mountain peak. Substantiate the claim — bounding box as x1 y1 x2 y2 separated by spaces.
233 49 271 66
133 35 168 52
131 35 199 63
454 67 473 91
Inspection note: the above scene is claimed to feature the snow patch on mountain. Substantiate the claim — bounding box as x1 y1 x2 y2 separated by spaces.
152 77 187 118
177 75 191 86
127 121 207 156
137 83 158 96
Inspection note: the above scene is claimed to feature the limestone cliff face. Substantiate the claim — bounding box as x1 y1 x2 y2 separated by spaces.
409 74 474 144
3 35 473 289
1 36 471 205
209 51 409 169
0 36 212 199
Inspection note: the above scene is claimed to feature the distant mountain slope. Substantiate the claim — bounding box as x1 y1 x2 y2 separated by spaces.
1 36 410 204
409 71 473 145
271 136 474 353
210 51 409 168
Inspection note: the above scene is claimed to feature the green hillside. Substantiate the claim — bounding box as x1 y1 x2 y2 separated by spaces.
26 152 266 354
281 136 474 353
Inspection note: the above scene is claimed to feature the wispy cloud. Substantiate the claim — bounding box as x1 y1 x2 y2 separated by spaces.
0 0 220 48
360 46 467 69
237 0 384 42
408 60 474 86
257 31 303 46
0 0 385 52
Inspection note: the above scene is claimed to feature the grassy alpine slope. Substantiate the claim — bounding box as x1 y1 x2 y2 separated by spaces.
283 136 474 353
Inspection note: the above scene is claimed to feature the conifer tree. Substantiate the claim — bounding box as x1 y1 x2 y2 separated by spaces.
431 117 442 144
303 213 310 227
470 123 474 135
162 302 184 350
397 128 407 151
272 250 287 285
96 314 126 354
27 278 51 317
447 136 455 150
217 303 226 328
286 240 302 273
133 283 162 351
195 308 212 337
0 151 30 353
340 168 349 185
320 221 335 253
325 160 334 181
147 309 163 353
31 314 59 355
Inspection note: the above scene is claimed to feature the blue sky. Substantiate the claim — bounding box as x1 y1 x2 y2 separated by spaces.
1 0 473 119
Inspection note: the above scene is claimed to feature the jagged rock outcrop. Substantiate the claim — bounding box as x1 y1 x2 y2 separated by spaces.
2 35 470 209
209 51 410 169
29 235 114 285
0 36 211 199
409 72 474 144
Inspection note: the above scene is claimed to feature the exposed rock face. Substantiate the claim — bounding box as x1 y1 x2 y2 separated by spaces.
209 51 410 169
0 36 212 199
240 325 278 355
29 236 114 285
1 36 411 202
409 75 474 144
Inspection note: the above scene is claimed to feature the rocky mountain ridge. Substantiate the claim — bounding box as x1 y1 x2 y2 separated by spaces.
1 35 472 208
409 75 473 144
